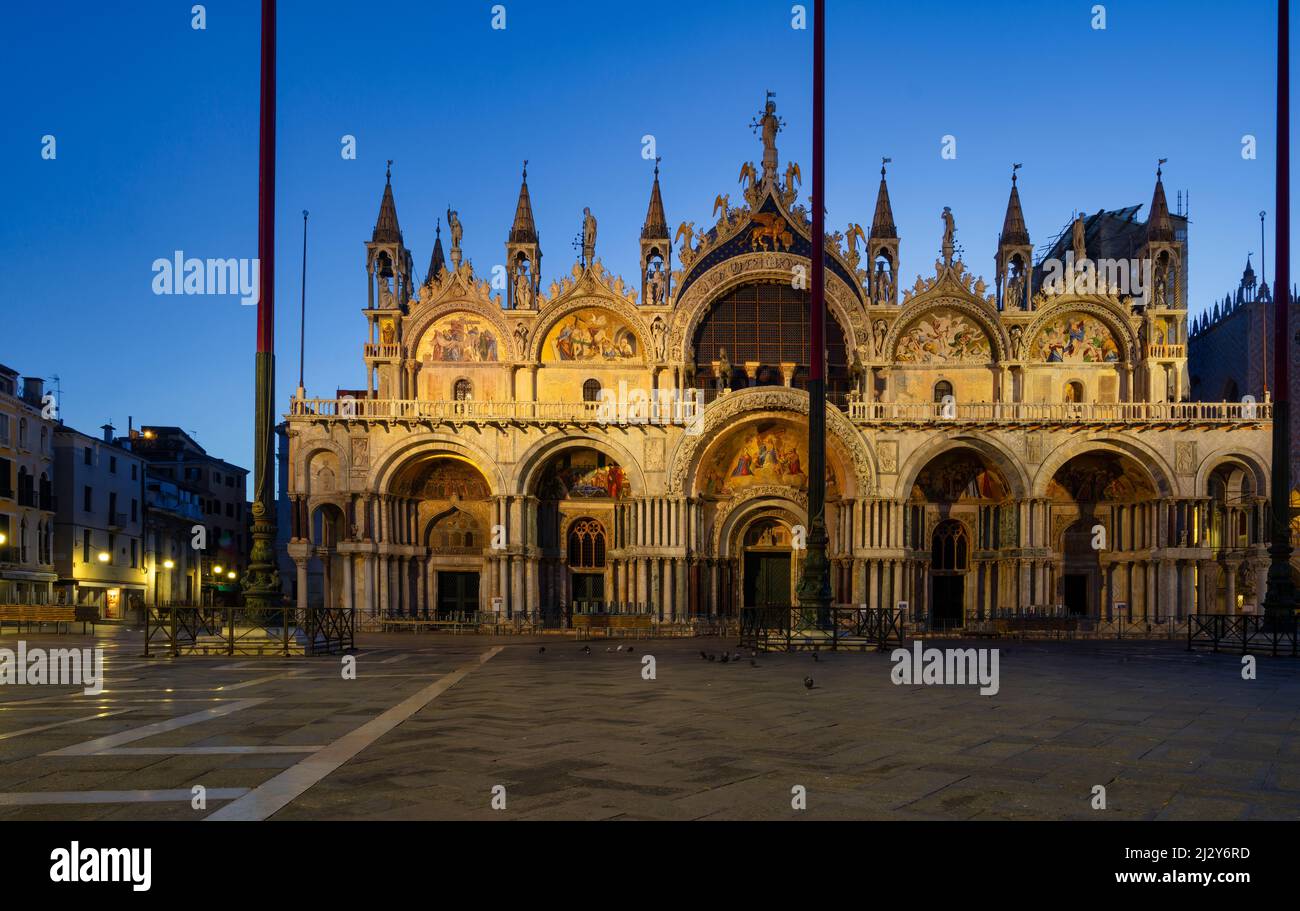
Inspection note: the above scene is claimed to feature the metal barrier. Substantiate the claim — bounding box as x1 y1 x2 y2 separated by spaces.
739 606 904 652
144 605 355 657
1187 614 1299 656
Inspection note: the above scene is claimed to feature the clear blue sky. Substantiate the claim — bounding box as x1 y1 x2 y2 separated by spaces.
1 0 1295 495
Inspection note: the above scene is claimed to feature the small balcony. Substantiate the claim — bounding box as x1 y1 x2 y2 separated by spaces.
1145 344 1186 360
364 343 402 360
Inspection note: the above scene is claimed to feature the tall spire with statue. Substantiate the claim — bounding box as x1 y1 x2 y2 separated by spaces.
505 160 541 309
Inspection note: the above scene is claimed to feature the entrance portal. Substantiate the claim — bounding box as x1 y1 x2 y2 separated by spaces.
930 520 969 628
436 571 479 618
744 552 791 607
1064 574 1088 616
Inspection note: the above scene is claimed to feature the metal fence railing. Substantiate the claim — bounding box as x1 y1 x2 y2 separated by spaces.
144 605 355 657
1187 614 1299 656
739 605 904 652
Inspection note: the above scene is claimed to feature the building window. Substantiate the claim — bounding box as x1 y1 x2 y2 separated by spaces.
582 379 602 402
131 539 138 568
1063 381 1084 404
567 518 607 569
932 520 969 572
0 457 12 499
933 380 954 403
131 499 138 522
109 455 117 473
82 529 91 564
453 379 473 401
84 447 92 465
131 464 137 481
84 485 92 512
0 414 8 445
18 418 27 448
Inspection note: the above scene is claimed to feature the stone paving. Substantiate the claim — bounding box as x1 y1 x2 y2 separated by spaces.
1 628 1298 820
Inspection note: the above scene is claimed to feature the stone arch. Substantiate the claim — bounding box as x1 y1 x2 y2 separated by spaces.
666 386 874 497
669 254 867 361
307 500 347 547
293 438 349 494
894 432 1031 502
1023 297 1136 364
529 295 653 364
514 432 648 499
369 431 506 497
882 295 1008 363
1194 447 1270 496
712 489 807 558
404 299 514 365
1031 434 1174 499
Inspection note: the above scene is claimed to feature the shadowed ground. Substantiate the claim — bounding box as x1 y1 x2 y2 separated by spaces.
0 629 1297 820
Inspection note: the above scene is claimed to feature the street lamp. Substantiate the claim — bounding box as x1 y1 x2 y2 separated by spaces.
163 559 175 570
227 571 237 581
97 552 110 563
213 564 223 575
0 533 7 545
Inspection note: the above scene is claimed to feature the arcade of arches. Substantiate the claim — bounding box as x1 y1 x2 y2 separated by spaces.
284 94 1280 625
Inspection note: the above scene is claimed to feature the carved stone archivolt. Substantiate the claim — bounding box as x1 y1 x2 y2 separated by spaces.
881 292 1010 364
668 255 865 362
666 386 875 496
403 297 518 365
1022 296 1139 364
711 488 808 556
527 291 653 364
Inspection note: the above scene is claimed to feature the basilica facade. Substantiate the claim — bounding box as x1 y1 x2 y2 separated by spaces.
284 98 1274 626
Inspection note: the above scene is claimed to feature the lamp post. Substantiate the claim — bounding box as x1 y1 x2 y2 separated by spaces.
1262 0 1295 624
795 0 832 615
244 0 282 614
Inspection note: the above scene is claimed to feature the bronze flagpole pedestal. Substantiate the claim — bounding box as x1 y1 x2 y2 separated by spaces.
243 0 282 614
795 0 832 614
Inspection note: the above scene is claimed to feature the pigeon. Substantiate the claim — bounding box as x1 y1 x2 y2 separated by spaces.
606 647 614 652
616 645 624 652
700 650 709 660
626 647 634 654
720 653 730 664
750 659 758 668
812 652 821 662
707 653 716 662
581 645 591 654
538 646 546 655
732 653 741 662
803 675 815 690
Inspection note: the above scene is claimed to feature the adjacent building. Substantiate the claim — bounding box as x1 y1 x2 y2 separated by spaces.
128 426 250 602
284 96 1275 625
0 367 56 604
51 423 147 619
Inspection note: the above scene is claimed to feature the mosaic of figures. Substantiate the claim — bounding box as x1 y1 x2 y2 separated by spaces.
1033 314 1120 363
543 309 639 362
540 451 631 499
698 421 820 497
418 460 492 500
1046 455 1154 502
894 309 992 364
910 452 1009 503
418 314 501 363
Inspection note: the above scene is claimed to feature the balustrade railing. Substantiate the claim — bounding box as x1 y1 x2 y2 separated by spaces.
289 396 1269 426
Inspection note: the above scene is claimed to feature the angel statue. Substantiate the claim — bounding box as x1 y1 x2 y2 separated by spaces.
446 206 463 250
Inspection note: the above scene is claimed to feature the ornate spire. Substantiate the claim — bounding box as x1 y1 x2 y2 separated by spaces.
427 219 446 282
509 160 538 244
1146 159 1174 243
641 158 669 240
372 160 402 244
870 158 896 239
999 164 1030 247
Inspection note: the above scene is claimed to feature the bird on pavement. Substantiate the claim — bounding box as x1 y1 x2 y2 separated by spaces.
700 650 709 660
581 645 591 654
720 653 730 664
803 675 815 690
538 647 545 655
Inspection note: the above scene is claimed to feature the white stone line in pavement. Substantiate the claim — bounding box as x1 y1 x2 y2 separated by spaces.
0 788 250 806
378 653 413 664
102 746 324 755
0 710 136 741
206 646 505 821
43 698 268 756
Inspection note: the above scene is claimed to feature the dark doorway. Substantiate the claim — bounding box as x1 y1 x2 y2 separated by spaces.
436 571 480 618
1064 574 1088 616
571 572 605 608
932 576 964 628
744 552 791 607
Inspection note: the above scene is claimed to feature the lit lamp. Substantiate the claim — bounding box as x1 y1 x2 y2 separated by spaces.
227 571 237 580
97 552 110 563
0 532 7 545
213 565 223 575
163 559 175 570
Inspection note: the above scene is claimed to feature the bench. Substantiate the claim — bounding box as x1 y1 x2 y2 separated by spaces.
0 605 79 634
